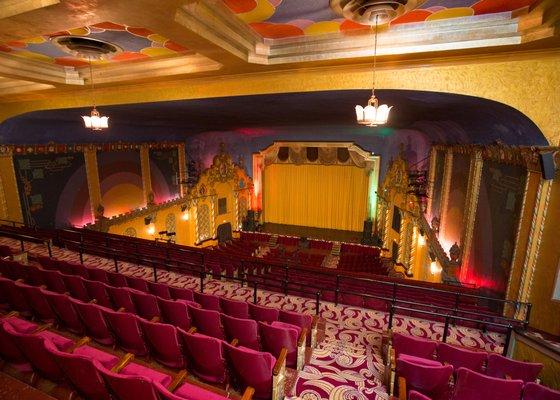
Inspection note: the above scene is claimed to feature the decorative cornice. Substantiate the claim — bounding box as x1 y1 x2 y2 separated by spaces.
0 141 184 156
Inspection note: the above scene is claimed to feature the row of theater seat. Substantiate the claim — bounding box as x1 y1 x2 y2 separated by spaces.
388 331 558 400
0 257 315 365
0 274 288 399
0 313 254 400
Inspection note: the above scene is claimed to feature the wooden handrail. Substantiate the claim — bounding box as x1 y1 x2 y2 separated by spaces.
273 348 288 376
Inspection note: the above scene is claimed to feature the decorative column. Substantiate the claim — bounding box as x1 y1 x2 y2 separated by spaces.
84 148 102 223
459 150 483 281
516 179 553 320
140 145 152 206
0 153 23 223
426 148 438 218
438 149 454 242
366 156 381 221
177 143 187 197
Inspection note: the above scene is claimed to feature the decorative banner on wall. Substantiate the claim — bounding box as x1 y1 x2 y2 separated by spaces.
14 153 90 228
149 147 180 203
470 161 526 294
97 150 144 218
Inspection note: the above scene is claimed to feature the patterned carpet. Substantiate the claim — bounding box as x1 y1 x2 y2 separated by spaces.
1 238 506 400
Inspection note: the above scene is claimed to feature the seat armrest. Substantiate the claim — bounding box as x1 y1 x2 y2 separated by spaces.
33 322 53 333
89 299 98 304
398 376 407 400
188 327 197 334
230 338 239 347
297 328 307 370
241 386 255 400
168 370 188 393
272 348 287 400
1 311 19 319
311 316 318 348
111 353 134 373
68 336 91 353
150 316 160 323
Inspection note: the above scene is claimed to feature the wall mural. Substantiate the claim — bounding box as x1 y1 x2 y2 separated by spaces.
470 161 526 295
97 150 144 218
149 148 180 203
14 153 90 228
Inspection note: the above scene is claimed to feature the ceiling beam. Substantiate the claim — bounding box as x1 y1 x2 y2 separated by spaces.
0 0 59 20
0 53 83 85
0 77 54 96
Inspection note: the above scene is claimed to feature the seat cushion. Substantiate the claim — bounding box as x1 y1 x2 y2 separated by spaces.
121 362 172 386
6 317 37 333
174 382 229 400
73 345 119 369
38 331 74 351
239 346 276 370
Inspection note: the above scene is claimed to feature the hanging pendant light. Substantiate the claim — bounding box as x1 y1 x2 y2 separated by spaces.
355 15 392 127
82 58 108 131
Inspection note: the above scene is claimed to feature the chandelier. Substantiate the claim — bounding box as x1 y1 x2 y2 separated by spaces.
355 15 392 126
82 58 108 131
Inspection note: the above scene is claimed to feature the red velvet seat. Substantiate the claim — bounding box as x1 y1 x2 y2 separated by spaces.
179 330 227 384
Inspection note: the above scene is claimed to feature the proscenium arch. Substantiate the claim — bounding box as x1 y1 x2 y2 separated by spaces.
0 52 557 143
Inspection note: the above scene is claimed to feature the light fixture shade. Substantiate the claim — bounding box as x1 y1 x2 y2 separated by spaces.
355 102 392 126
82 107 109 131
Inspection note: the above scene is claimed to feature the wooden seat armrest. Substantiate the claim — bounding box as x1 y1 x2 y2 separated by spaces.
390 346 396 371
1 311 19 319
68 336 91 353
89 299 98 304
505 374 512 380
111 353 135 373
273 348 288 376
40 285 47 289
297 327 308 347
150 316 160 323
398 377 407 400
15 278 24 283
230 338 239 347
33 322 53 333
311 316 318 329
167 370 188 393
117 307 125 312
188 327 197 334
241 386 255 400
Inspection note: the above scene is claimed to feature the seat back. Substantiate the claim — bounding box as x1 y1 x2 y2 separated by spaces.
224 342 275 399
0 319 29 366
260 321 298 368
169 286 194 302
45 341 112 400
102 309 148 356
158 298 191 331
248 303 279 324
453 367 523 400
396 356 452 400
148 281 171 299
67 261 90 278
0 277 30 312
130 290 160 320
72 300 114 345
83 279 113 308
4 324 65 382
62 273 91 301
37 256 57 270
95 361 159 400
193 292 221 311
179 330 226 384
486 353 543 383
44 291 84 334
436 343 487 373
523 382 560 400
107 286 137 313
107 271 128 287
126 276 149 292
41 269 68 293
279 309 312 332
18 283 56 322
220 298 249 319
393 332 437 360
188 306 225 340
87 268 110 284
221 314 259 350
140 319 184 368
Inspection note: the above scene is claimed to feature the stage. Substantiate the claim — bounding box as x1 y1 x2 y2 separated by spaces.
260 223 364 243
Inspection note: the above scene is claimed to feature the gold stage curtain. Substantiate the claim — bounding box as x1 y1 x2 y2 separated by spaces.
263 163 369 232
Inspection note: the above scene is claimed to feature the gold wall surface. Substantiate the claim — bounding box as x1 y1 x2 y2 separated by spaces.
0 155 22 223
1 53 559 145
513 340 560 390
528 174 560 335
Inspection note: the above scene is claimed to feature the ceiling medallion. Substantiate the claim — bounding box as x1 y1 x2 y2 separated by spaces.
330 0 423 26
51 36 123 60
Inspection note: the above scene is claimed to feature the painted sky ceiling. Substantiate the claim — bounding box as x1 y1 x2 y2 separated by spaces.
0 21 190 67
222 0 540 39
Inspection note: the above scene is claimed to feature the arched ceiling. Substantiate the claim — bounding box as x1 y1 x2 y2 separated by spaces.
0 90 546 146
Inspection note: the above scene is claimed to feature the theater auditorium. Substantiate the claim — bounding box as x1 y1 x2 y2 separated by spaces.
0 1 559 399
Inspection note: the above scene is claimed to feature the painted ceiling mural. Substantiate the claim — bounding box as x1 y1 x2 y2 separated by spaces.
222 0 539 39
0 21 190 67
